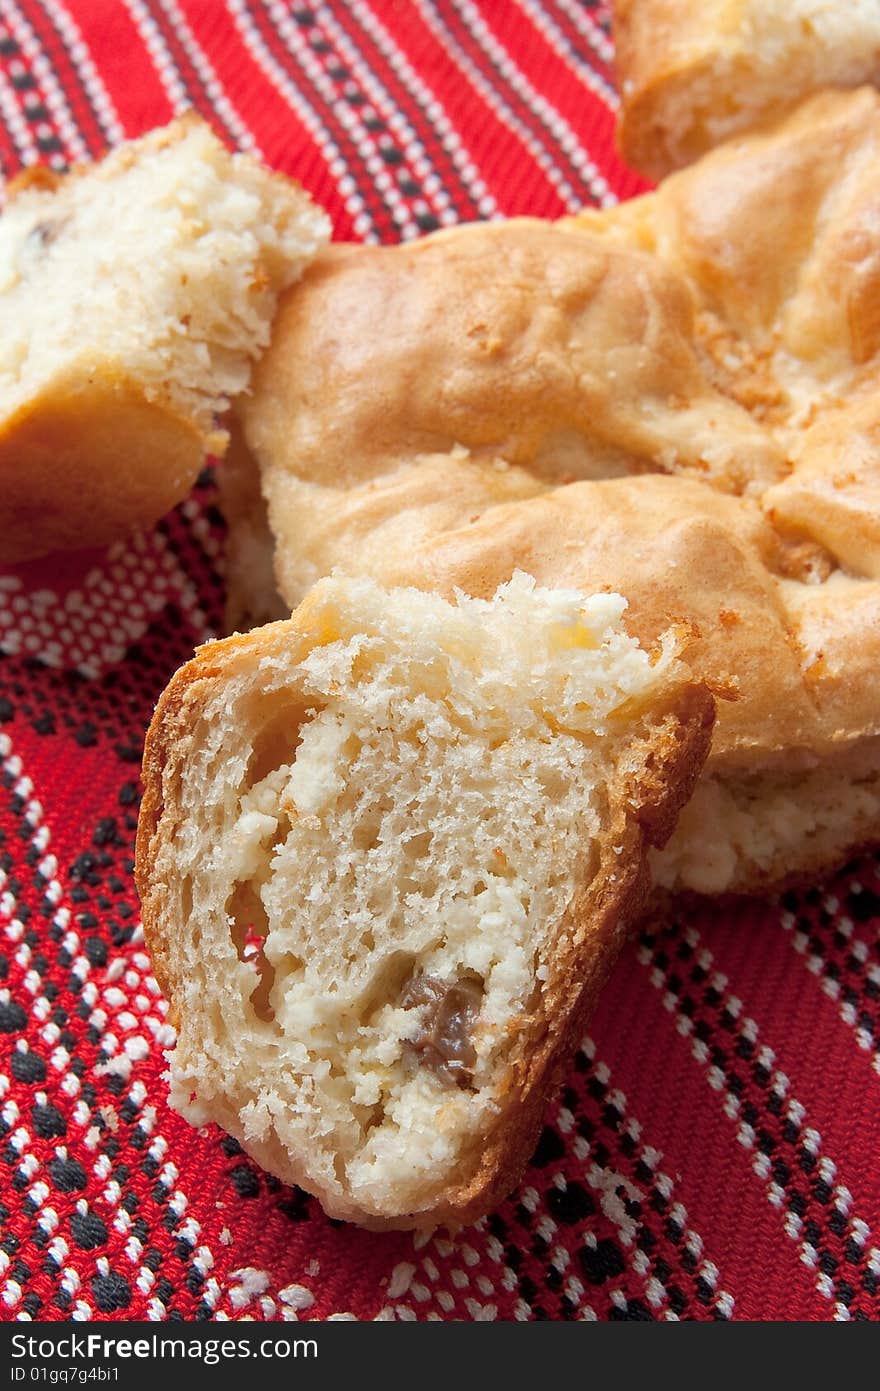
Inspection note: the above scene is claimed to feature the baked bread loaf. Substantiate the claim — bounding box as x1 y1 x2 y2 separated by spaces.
136 572 713 1228
0 115 329 564
614 0 880 179
232 90 880 896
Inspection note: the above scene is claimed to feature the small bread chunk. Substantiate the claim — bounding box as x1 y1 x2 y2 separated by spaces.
136 573 713 1228
0 116 329 563
615 0 880 179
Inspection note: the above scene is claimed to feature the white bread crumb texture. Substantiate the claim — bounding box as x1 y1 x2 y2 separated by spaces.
653 752 880 895
0 117 329 431
152 574 682 1218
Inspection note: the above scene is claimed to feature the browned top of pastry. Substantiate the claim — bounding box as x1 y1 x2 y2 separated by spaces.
237 89 880 777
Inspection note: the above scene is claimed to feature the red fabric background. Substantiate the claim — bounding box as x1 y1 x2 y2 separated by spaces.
0 0 878 1323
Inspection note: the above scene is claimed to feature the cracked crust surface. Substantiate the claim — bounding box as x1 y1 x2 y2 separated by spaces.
232 91 880 894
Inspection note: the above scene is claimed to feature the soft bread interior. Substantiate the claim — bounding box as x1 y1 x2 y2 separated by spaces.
0 116 329 438
141 573 708 1226
654 751 880 895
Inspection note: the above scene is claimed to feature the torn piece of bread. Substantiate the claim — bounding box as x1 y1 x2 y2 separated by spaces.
0 115 329 563
136 573 713 1228
614 0 880 179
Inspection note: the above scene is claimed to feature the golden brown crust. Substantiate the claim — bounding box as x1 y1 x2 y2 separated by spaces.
137 618 287 1031
613 1 880 179
614 0 767 179
136 597 714 1229
613 0 716 178
6 165 63 198
243 221 783 507
0 368 204 564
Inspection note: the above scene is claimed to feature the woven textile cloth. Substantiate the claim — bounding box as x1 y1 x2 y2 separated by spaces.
0 0 878 1325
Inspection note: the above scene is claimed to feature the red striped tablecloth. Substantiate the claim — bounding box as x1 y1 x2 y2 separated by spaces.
0 0 878 1323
